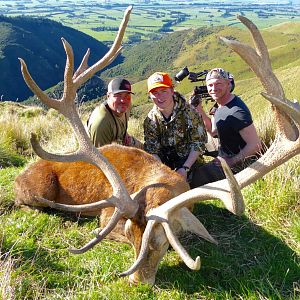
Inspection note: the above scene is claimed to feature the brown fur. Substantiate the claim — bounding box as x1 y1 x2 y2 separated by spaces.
14 144 190 284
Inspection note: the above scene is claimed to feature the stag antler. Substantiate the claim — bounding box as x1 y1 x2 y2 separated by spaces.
221 15 300 187
120 16 300 277
19 6 139 252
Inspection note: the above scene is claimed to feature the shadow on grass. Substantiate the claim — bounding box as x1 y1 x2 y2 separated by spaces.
1 203 299 298
0 207 114 294
42 206 99 225
155 203 299 298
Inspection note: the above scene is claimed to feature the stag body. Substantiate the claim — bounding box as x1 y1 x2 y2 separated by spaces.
14 144 192 284
15 145 189 212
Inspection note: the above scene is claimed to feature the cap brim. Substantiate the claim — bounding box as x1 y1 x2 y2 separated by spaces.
111 89 134 95
148 83 172 93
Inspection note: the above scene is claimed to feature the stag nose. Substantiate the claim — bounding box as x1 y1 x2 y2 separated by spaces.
128 273 155 286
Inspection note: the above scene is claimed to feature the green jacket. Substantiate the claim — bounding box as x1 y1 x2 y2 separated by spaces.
87 102 128 147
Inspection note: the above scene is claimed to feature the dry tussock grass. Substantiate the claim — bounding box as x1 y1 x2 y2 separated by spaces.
0 103 78 157
0 254 15 300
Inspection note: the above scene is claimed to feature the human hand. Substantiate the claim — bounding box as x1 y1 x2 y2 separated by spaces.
194 102 204 112
123 133 132 146
176 167 188 180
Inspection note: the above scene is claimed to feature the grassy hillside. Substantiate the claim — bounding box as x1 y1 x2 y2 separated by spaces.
102 26 220 82
0 15 122 101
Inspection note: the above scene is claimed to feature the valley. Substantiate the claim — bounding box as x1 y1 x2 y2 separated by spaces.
1 0 300 44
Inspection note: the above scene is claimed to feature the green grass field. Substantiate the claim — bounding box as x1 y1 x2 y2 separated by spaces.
1 1 300 43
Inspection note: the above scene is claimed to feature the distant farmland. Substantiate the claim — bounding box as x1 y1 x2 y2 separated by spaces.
1 0 300 44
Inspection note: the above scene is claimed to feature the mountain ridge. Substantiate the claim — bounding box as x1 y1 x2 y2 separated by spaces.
0 15 123 101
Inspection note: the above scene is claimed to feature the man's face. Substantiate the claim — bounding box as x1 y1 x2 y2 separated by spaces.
206 78 231 102
108 92 131 115
149 87 174 111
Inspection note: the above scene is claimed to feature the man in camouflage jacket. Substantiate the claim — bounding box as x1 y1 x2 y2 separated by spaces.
144 72 207 182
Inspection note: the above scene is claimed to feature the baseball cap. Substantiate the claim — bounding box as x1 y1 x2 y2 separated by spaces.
147 72 173 93
107 78 134 94
206 68 231 81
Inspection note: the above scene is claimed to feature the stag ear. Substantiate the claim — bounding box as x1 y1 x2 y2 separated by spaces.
172 207 217 244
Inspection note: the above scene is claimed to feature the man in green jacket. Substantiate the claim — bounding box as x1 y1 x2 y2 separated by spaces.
87 78 141 148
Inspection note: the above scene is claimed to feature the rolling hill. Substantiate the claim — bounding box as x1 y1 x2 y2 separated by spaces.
102 21 300 120
0 15 123 101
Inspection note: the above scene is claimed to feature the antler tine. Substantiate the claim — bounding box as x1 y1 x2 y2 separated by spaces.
35 196 113 211
18 58 61 111
62 38 76 103
74 5 132 88
73 48 90 80
106 46 123 68
175 207 218 244
237 15 269 61
69 208 122 254
261 92 300 127
34 190 143 213
119 220 156 277
30 133 81 162
162 221 201 270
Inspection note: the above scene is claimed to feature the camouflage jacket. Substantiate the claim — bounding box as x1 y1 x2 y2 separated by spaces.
143 92 207 163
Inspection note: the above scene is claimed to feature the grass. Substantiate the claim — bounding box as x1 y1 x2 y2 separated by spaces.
0 186 299 299
0 99 299 299
0 167 23 212
0 102 77 157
